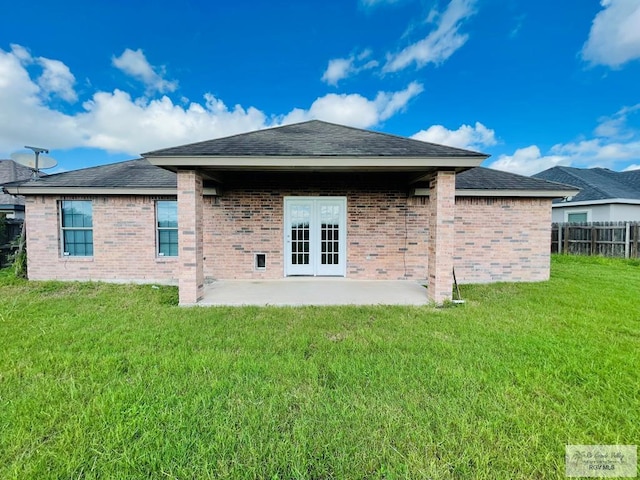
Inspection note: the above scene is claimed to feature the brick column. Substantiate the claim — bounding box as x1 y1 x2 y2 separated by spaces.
427 170 456 304
177 170 204 305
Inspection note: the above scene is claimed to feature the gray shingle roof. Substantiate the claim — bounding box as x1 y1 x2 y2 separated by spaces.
533 166 640 202
5 159 573 197
0 160 34 185
144 120 489 158
0 193 24 207
0 160 33 208
4 159 176 189
456 167 574 191
620 169 640 189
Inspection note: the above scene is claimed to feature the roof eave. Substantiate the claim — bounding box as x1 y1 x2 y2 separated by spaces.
412 188 580 198
552 198 640 207
144 155 488 171
5 186 175 196
4 186 220 196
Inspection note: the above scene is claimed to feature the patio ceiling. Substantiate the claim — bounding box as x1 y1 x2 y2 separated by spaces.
146 156 483 184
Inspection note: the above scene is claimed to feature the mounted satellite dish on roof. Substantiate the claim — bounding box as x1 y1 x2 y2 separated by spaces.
10 146 57 178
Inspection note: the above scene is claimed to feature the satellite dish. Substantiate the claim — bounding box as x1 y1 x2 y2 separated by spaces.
11 152 58 169
10 146 57 176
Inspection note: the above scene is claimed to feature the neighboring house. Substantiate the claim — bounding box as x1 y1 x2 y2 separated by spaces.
0 159 35 219
5 121 577 304
533 166 640 222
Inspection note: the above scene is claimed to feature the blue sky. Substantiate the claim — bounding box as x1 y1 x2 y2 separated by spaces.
1 0 640 175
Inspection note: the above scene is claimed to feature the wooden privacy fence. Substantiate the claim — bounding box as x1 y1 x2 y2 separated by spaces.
551 222 640 258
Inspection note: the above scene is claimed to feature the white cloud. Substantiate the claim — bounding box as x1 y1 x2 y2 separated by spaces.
5 44 78 103
411 122 496 150
623 164 640 171
384 0 477 72
282 82 423 128
489 138 640 176
112 48 177 94
0 46 82 151
322 58 354 86
582 0 640 68
0 45 423 157
77 91 267 153
321 50 379 86
488 103 640 175
551 138 640 162
9 44 31 63
594 103 640 138
37 57 77 102
489 146 570 176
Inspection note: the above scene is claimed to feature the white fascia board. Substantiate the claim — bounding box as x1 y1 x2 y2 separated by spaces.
5 186 176 195
552 198 640 208
412 188 579 198
5 186 220 196
146 155 486 170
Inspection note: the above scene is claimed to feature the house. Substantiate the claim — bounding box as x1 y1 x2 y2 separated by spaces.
533 166 640 222
5 121 577 305
0 159 35 219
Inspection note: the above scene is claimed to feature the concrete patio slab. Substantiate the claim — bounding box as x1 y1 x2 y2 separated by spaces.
199 278 429 306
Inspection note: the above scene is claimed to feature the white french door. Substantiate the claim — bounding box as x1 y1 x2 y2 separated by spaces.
284 197 346 276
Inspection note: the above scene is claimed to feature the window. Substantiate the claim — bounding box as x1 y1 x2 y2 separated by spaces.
61 200 93 256
157 201 178 256
567 212 588 223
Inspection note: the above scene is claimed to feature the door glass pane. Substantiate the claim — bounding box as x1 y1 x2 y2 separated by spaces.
291 205 311 265
320 205 340 265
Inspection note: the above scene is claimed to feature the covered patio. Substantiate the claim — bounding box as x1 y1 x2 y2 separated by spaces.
143 121 487 306
199 278 430 306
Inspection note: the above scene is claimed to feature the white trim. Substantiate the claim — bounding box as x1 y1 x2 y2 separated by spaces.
254 253 267 271
4 186 220 196
147 155 485 170
284 197 347 277
410 188 579 198
59 200 94 258
156 200 179 258
552 198 640 207
9 184 579 199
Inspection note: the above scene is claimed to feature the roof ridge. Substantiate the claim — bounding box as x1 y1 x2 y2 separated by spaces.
143 120 490 158
556 166 614 198
588 167 640 196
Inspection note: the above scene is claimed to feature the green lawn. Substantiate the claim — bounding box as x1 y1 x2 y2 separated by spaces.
0 255 638 479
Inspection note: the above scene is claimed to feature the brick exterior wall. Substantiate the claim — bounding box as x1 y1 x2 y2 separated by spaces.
23 173 553 288
454 197 552 283
202 173 429 281
427 171 456 303
24 195 179 283
178 170 205 304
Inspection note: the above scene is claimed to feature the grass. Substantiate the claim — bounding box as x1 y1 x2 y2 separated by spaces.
0 255 638 479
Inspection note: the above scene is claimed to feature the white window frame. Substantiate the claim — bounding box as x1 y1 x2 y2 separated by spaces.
60 200 94 257
156 200 178 257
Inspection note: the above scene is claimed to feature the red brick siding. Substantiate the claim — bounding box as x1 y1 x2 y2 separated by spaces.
25 195 179 283
427 171 456 303
23 177 553 286
202 173 429 280
454 197 552 283
177 170 205 304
